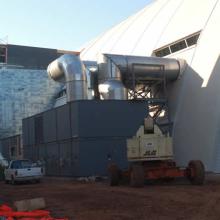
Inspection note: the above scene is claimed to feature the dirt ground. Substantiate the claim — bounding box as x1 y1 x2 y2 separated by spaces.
1 174 220 220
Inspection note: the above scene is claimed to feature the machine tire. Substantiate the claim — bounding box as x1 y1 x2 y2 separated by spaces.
10 175 16 185
108 164 120 186
130 164 144 187
35 179 41 183
188 160 205 185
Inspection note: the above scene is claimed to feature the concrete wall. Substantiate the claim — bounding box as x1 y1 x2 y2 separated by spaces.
0 68 62 139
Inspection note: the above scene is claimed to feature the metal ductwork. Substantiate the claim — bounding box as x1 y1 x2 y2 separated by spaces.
47 54 87 102
97 54 128 100
97 54 181 98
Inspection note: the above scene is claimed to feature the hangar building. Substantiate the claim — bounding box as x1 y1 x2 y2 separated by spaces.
1 0 220 174
78 0 220 172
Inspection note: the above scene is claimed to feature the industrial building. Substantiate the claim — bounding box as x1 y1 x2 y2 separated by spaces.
0 44 77 159
1 0 220 175
78 0 220 173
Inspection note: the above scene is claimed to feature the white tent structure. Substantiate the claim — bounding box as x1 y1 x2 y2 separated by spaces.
80 0 220 172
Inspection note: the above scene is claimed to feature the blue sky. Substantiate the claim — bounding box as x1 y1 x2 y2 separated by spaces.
0 0 152 51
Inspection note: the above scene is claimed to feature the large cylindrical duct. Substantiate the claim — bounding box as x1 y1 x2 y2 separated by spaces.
47 54 87 102
97 54 128 100
98 54 181 91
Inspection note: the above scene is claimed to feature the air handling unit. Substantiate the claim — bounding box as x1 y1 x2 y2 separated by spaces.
22 53 204 184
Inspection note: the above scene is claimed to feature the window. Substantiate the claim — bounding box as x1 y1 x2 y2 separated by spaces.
155 47 170 57
11 160 31 169
186 34 200 47
170 40 187 53
20 160 32 168
153 31 201 57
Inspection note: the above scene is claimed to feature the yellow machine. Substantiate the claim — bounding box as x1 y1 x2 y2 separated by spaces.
109 117 205 187
127 117 173 162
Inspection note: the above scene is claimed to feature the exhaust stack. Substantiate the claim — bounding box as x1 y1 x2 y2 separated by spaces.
47 54 87 102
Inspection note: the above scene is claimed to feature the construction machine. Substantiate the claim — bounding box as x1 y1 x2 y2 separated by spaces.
108 116 205 187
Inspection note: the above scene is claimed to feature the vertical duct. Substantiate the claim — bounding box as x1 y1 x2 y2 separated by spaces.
47 54 87 102
97 54 128 100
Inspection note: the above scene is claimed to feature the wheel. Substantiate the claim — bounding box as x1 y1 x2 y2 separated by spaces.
188 160 205 185
108 164 120 186
163 177 175 183
10 175 16 185
130 164 145 187
35 179 41 183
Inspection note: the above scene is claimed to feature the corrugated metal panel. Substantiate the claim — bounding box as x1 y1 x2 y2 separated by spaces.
22 119 29 146
7 44 60 70
56 105 71 141
28 117 35 145
70 102 79 137
23 100 147 176
43 110 57 143
23 145 33 160
77 100 147 138
71 140 80 176
77 138 128 177
214 144 220 173
45 142 59 176
59 141 72 176
38 144 46 161
32 145 39 162
34 115 44 144
1 139 10 159
24 101 147 144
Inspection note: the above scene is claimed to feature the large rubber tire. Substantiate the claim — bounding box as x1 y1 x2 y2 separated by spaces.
4 179 9 184
130 164 144 188
35 179 41 183
108 164 120 186
10 175 16 185
188 160 205 185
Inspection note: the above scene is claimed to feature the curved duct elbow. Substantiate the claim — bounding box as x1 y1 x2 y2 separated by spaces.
97 54 127 100
98 53 181 90
99 80 128 100
47 54 87 102
97 53 122 81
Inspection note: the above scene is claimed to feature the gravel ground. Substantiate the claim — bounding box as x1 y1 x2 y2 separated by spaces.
1 174 220 220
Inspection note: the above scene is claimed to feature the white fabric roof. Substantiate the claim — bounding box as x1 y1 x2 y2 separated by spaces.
80 0 218 61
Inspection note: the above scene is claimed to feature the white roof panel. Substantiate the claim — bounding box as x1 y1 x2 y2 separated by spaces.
80 0 218 61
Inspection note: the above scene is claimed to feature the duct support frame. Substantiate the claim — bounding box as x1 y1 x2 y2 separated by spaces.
97 53 182 134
